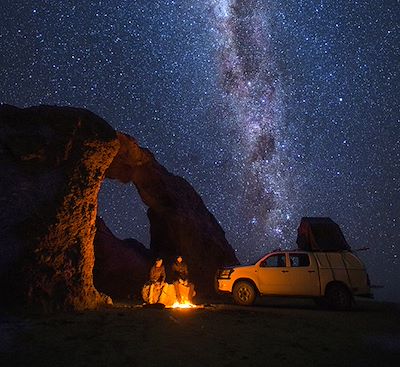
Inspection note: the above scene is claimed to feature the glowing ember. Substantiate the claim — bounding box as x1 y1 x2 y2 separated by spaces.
169 301 197 309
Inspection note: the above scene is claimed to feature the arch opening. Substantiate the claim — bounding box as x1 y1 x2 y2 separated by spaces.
97 179 150 246
93 179 153 300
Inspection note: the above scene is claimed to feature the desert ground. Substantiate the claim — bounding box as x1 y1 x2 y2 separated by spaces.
1 298 399 367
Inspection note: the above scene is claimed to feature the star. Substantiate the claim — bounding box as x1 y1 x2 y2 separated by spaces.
0 0 398 302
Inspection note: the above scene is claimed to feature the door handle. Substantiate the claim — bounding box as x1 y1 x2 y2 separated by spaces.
281 270 289 273
308 270 315 273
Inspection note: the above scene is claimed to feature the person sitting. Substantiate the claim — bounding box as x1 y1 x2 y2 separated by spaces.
171 256 195 303
147 258 166 304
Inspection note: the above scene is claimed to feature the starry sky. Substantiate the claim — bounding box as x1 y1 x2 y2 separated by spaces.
1 0 399 302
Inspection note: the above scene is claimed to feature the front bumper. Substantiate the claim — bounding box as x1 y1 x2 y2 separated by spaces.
215 278 233 293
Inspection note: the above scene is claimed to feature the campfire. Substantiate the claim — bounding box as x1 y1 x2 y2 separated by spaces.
169 301 197 309
143 281 199 308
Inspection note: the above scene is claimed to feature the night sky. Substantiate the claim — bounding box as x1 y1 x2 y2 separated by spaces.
1 1 399 302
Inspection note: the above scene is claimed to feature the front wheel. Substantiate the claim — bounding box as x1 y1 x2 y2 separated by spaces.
232 281 256 306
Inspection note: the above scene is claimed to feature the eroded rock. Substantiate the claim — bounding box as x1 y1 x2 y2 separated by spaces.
0 104 119 311
106 133 239 294
0 104 238 310
93 217 152 299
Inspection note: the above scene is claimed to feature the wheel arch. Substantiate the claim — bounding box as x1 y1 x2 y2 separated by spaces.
233 278 260 295
324 280 353 297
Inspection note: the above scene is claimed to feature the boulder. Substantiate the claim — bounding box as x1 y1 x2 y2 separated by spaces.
93 217 152 299
0 104 119 311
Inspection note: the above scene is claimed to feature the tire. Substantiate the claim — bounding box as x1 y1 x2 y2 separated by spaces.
325 284 352 311
232 281 256 306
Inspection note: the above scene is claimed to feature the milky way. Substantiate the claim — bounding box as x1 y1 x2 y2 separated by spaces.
212 0 294 250
0 0 398 301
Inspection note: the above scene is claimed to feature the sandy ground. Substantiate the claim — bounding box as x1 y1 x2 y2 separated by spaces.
0 298 399 367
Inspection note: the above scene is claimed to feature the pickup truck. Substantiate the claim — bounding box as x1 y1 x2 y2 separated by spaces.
216 250 372 310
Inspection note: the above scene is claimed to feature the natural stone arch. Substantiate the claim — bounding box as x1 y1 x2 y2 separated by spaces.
105 133 238 295
0 105 238 311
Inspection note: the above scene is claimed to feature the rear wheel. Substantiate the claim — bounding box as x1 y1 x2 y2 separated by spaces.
325 284 352 311
232 281 256 306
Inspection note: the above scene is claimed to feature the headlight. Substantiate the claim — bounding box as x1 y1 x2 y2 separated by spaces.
218 269 234 279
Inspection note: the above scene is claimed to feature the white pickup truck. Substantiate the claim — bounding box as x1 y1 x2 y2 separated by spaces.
216 250 372 310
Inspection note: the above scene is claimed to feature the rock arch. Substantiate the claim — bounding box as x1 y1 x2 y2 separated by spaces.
103 133 238 296
0 105 237 311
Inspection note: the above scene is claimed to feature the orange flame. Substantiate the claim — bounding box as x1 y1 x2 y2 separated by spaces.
169 301 197 309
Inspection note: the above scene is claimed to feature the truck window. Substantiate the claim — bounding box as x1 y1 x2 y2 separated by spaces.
289 253 310 267
260 254 286 268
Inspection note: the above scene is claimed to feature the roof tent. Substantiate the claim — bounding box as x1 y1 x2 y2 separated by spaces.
296 217 351 252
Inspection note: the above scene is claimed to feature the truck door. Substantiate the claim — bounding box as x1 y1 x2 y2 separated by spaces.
257 253 290 295
285 253 320 296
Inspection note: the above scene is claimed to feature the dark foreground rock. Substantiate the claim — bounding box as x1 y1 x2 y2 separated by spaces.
0 104 119 311
93 217 152 299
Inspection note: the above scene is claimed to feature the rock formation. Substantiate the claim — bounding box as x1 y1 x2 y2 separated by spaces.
93 217 152 299
106 133 239 294
0 105 119 311
0 104 238 311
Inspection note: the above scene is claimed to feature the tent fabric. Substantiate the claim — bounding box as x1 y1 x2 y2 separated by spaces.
296 217 351 252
